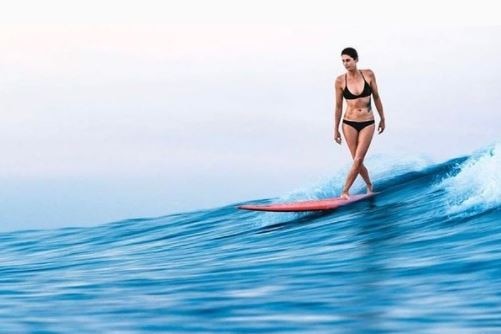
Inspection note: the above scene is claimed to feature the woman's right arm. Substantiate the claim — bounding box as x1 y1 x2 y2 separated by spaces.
334 76 344 144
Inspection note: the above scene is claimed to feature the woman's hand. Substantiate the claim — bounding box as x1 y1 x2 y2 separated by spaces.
378 119 385 134
334 130 342 144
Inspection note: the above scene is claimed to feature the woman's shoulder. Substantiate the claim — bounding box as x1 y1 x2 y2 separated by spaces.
335 73 345 81
334 74 345 87
361 68 375 77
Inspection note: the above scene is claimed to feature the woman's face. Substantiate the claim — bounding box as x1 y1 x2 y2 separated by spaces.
342 55 357 70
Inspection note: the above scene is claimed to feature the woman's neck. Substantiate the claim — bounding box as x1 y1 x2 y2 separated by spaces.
346 68 359 77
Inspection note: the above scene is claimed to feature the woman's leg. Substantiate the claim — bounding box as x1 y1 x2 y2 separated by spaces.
342 125 373 191
341 123 375 199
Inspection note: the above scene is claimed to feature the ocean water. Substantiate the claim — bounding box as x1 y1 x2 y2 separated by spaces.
1 144 500 333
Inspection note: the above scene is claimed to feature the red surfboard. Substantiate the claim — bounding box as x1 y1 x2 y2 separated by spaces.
238 192 378 212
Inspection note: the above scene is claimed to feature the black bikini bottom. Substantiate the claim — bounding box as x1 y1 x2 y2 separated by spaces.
342 119 375 132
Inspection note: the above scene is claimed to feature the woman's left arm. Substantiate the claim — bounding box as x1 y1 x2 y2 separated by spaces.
368 69 385 134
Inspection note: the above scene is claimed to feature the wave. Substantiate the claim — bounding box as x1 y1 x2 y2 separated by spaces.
0 143 500 333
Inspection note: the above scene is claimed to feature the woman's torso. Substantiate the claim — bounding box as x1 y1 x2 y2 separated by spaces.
342 69 374 122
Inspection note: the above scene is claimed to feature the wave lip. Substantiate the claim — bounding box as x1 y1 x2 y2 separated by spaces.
439 142 501 216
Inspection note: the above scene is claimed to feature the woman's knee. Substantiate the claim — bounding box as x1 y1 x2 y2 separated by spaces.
352 156 364 170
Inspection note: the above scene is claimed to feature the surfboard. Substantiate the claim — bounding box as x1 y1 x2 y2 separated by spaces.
238 192 378 212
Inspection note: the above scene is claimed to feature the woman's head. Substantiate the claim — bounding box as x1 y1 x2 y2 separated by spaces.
341 47 358 60
341 47 358 70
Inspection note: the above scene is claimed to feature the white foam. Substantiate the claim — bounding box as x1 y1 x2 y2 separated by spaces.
439 142 501 216
279 152 433 202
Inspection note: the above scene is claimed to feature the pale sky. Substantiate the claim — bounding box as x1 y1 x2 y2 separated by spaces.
0 1 500 231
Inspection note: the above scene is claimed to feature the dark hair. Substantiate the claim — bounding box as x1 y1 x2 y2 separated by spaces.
341 47 358 61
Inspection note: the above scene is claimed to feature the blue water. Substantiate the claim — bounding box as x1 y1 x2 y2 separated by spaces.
1 144 500 333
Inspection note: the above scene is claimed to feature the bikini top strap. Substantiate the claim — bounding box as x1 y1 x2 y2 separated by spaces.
344 74 347 87
359 70 366 81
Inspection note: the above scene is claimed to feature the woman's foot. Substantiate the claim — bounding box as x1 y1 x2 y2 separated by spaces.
366 182 374 194
340 192 350 200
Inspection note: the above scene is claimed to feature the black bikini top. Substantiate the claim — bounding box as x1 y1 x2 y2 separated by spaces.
343 70 372 100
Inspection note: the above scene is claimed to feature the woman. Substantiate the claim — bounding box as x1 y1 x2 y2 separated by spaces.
334 47 385 200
